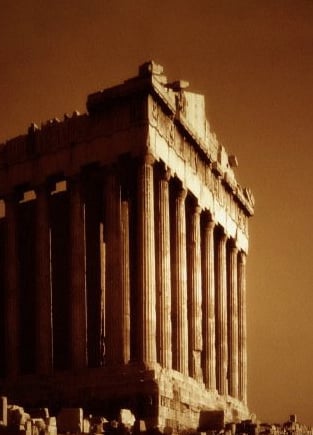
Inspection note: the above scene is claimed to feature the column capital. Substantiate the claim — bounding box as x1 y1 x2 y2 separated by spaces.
238 250 247 265
229 238 239 253
68 173 82 187
193 204 202 215
187 195 202 215
141 152 155 166
3 191 19 204
68 174 87 201
217 228 228 244
160 166 172 182
34 182 52 196
203 211 215 230
206 220 215 231
177 186 187 201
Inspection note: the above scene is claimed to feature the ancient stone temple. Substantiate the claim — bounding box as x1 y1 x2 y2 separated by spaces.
0 61 254 433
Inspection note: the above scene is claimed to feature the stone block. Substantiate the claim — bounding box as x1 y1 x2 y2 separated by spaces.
8 405 25 428
46 417 56 426
57 408 83 434
32 418 46 432
90 416 106 434
25 419 32 435
83 418 90 434
46 417 57 435
198 410 224 432
31 423 40 435
0 397 7 426
133 420 146 434
118 409 135 428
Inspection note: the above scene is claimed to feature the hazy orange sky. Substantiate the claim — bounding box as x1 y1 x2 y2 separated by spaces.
1 0 313 425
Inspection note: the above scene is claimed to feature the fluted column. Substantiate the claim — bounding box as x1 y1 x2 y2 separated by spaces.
137 154 157 365
36 184 53 374
4 194 19 377
121 199 131 364
99 221 105 366
228 242 239 398
187 203 203 381
155 166 172 368
202 216 216 390
238 251 247 404
215 230 228 395
69 177 87 369
171 185 188 375
105 168 123 365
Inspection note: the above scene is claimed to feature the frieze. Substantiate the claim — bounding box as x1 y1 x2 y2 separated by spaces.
151 109 250 235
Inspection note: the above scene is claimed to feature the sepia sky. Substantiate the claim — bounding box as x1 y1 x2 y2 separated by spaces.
1 0 313 425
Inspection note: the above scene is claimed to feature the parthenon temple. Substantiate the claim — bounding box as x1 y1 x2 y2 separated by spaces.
0 61 255 433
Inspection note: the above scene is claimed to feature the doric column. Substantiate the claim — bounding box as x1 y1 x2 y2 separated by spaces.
36 184 53 374
69 177 87 369
99 221 105 367
238 251 247 404
215 229 228 395
228 241 239 398
202 215 216 390
4 194 19 377
105 168 123 365
121 199 131 364
137 154 157 365
155 166 172 368
171 184 188 375
187 202 203 381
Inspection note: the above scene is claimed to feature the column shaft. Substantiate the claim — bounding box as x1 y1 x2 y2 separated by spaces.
137 155 157 365
202 217 216 390
99 221 105 366
187 203 203 380
36 185 53 374
238 251 247 404
155 167 172 368
228 243 239 398
105 169 123 365
70 178 87 369
215 230 228 395
171 186 188 375
121 199 131 364
4 196 19 377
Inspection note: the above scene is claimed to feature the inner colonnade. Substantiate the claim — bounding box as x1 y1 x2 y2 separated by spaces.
0 153 247 403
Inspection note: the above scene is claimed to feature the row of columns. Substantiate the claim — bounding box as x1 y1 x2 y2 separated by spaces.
3 180 89 376
137 156 247 402
1 153 247 404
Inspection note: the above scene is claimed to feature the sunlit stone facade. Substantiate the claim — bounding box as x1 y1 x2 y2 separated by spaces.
0 62 254 433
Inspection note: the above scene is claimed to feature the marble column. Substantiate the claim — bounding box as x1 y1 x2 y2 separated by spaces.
187 202 203 381
69 177 87 369
105 168 123 365
171 184 188 376
155 166 172 369
137 154 157 365
4 194 19 377
215 230 228 395
121 199 131 364
228 241 239 398
238 251 247 404
99 221 105 367
202 215 216 390
36 184 53 374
